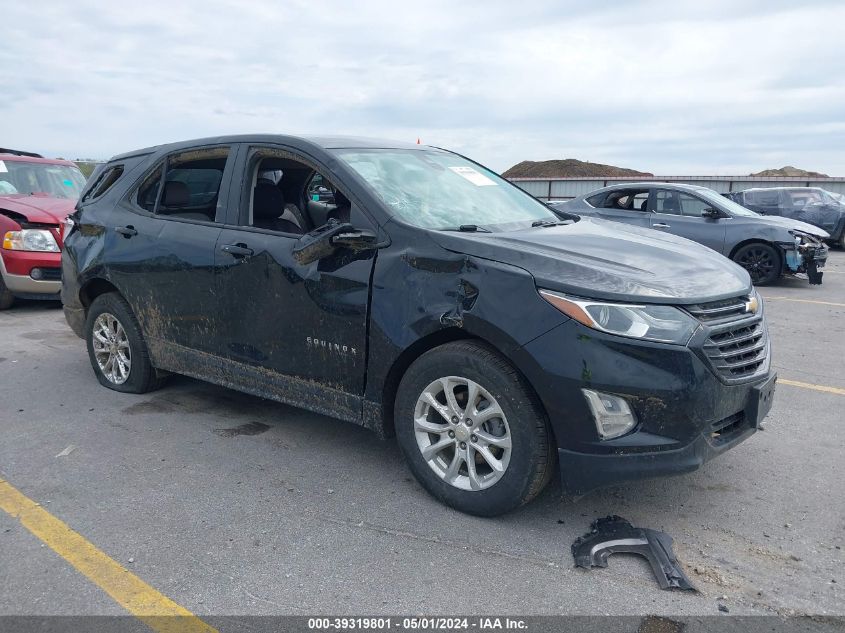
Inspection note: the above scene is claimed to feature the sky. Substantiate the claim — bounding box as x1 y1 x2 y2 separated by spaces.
2 0 844 175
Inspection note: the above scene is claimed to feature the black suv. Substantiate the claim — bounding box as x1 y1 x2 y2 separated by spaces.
62 135 776 516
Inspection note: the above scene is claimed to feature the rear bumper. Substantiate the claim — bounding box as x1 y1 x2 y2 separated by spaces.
64 305 86 338
0 252 61 297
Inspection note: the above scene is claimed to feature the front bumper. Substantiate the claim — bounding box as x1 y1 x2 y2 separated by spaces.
511 318 775 495
782 242 827 284
0 250 62 298
559 373 774 494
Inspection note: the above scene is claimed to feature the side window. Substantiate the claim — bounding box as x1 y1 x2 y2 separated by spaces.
245 147 367 235
306 173 334 203
135 147 230 222
599 189 650 211
137 165 162 212
745 190 780 207
654 190 682 215
678 193 711 217
633 192 650 211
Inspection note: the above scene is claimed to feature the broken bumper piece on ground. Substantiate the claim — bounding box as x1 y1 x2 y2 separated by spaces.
572 515 696 591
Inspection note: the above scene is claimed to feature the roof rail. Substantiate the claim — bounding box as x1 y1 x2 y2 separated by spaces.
0 148 44 158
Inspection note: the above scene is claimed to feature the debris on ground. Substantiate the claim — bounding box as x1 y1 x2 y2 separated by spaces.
55 445 77 457
572 515 696 591
718 604 729 613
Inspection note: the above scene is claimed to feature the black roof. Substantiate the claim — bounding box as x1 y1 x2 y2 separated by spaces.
110 134 426 161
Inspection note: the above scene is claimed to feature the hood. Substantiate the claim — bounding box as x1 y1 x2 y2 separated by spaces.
745 213 830 239
432 218 752 305
0 194 75 225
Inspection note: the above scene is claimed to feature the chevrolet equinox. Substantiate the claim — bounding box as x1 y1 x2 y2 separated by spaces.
62 135 776 516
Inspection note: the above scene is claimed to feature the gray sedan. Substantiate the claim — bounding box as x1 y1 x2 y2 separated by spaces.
555 183 829 285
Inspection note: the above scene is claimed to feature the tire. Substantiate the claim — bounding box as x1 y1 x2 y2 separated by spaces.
395 341 555 516
732 242 781 286
0 275 13 310
84 292 164 394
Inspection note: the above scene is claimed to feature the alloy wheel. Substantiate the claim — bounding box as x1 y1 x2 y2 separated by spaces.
737 247 776 283
413 376 512 491
91 312 131 385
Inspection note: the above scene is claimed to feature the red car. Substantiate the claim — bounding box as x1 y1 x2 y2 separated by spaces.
0 149 87 310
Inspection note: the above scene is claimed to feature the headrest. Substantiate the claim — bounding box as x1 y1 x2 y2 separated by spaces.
162 181 189 206
253 180 285 219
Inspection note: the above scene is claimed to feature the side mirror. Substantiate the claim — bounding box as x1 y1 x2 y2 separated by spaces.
701 207 722 219
292 221 350 265
292 221 380 265
331 228 378 251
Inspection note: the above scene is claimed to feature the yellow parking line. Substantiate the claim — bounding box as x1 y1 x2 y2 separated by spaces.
0 478 218 633
779 379 845 396
761 296 845 308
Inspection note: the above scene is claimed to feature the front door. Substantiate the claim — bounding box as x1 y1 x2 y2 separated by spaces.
650 189 727 253
213 145 378 419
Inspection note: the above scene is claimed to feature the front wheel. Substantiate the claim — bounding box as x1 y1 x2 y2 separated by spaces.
732 243 781 285
395 341 554 516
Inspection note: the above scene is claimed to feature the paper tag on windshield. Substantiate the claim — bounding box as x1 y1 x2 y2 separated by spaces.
449 166 497 186
0 161 7 173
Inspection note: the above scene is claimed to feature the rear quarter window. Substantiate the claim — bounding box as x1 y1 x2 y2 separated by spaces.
81 165 124 203
585 193 605 207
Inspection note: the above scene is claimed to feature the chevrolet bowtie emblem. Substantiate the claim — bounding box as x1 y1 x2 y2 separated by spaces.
745 296 759 314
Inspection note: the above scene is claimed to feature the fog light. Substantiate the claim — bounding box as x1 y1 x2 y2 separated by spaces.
30 268 44 280
582 389 636 439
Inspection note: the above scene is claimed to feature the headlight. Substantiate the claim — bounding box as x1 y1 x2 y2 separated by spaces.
539 289 700 344
2 229 60 252
790 229 827 245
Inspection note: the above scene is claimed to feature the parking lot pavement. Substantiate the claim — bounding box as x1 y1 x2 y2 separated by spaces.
1 253 843 622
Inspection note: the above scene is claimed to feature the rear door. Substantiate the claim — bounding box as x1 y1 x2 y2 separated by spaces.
213 144 378 417
587 188 653 228
104 144 237 355
650 189 727 253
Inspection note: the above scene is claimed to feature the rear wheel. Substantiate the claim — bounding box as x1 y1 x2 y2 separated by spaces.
85 293 164 393
732 243 780 285
395 341 554 516
0 276 13 310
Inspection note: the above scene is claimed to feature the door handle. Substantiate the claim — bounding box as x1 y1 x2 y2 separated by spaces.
653 223 671 228
114 225 137 238
220 243 254 258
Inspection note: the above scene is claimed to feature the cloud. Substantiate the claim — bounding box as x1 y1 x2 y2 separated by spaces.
2 0 844 174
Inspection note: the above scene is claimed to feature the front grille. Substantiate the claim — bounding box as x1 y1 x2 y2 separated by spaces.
684 296 749 324
685 295 769 383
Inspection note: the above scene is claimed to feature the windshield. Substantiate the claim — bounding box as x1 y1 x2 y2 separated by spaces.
333 149 558 230
698 188 761 217
0 159 87 199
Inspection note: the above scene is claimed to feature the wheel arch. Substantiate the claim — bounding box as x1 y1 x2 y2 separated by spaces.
79 277 122 308
728 239 785 273
377 329 553 445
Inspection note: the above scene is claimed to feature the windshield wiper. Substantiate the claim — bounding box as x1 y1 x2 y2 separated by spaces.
440 224 492 233
531 219 570 228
